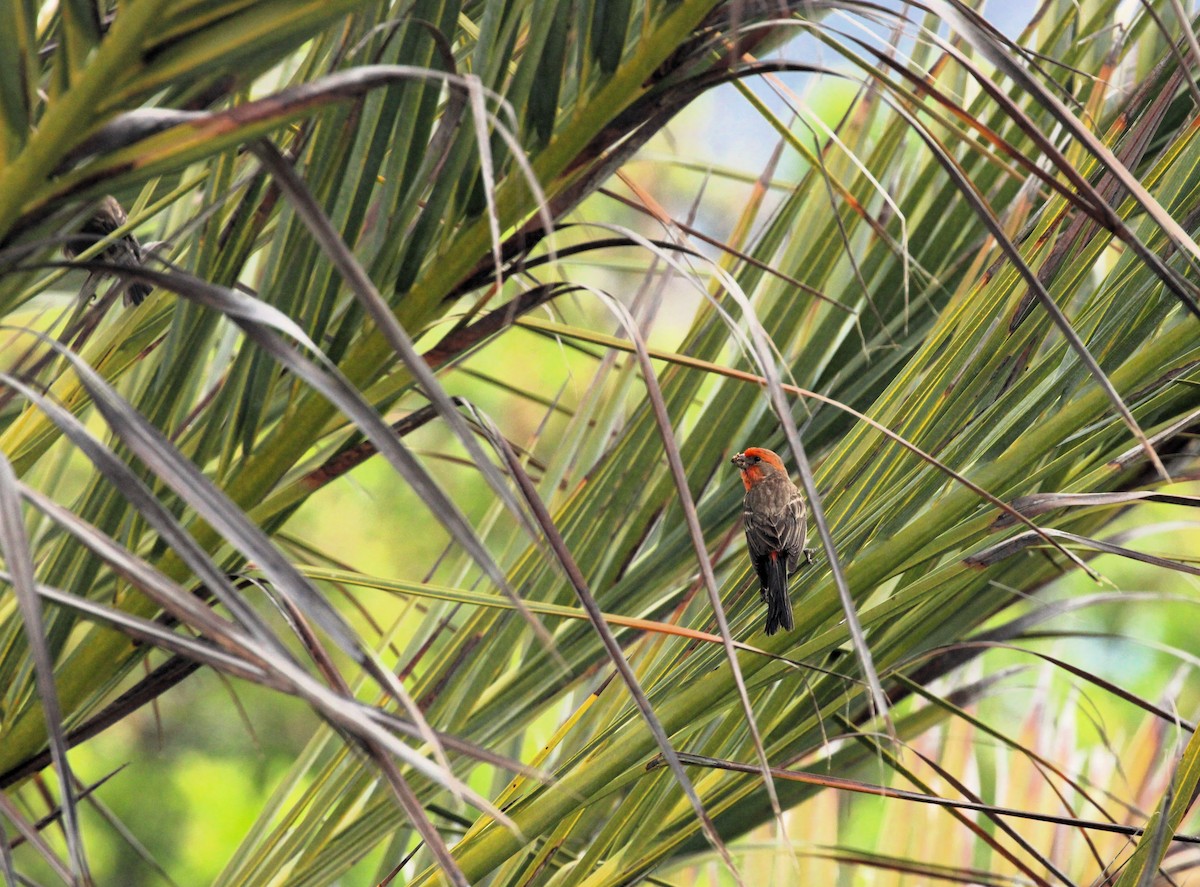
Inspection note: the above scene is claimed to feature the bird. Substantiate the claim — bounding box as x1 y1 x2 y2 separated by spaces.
63 195 152 306
731 447 812 635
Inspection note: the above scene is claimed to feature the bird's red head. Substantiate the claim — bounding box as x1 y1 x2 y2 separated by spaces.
731 447 787 489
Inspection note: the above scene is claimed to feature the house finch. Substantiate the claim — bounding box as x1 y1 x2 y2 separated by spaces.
63 195 152 306
731 447 811 635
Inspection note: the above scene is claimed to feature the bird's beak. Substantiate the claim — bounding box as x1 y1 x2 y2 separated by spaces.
730 453 746 469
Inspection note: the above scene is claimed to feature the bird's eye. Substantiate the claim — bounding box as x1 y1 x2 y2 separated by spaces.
751 455 761 463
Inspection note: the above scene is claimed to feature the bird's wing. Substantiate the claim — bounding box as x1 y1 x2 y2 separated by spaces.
742 505 779 561
779 493 807 570
742 506 775 591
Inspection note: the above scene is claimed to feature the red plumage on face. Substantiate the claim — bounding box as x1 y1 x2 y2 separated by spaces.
733 447 787 488
741 447 786 473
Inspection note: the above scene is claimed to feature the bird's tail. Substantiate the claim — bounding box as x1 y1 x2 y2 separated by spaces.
764 554 793 635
